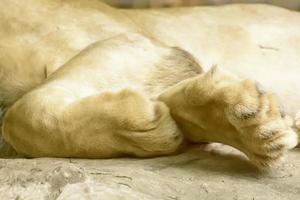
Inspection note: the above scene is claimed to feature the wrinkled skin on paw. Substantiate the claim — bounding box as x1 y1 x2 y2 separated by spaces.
159 67 298 169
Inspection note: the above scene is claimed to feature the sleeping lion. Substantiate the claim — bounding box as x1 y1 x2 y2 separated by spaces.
0 0 300 169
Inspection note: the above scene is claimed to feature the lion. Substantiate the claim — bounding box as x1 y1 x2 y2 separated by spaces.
0 0 299 169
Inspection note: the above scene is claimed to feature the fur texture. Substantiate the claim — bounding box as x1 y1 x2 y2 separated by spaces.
0 0 299 169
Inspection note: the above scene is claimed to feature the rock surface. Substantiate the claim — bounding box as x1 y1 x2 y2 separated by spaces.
0 144 299 200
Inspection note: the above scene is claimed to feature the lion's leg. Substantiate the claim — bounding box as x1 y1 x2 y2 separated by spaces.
2 87 182 158
2 33 187 158
159 66 298 168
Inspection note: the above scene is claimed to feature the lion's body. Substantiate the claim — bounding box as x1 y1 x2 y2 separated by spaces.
1 0 300 114
0 0 299 167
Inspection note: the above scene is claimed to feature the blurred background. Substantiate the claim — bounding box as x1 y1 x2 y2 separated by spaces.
101 0 300 10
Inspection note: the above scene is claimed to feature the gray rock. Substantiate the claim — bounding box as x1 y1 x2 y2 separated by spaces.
0 145 299 200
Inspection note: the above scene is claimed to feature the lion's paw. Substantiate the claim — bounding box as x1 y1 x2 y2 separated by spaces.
159 66 298 168
224 80 298 169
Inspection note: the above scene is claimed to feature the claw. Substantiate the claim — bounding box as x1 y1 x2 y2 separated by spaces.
255 81 266 95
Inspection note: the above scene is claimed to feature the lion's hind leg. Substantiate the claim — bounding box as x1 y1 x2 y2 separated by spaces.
2 87 182 158
2 33 185 159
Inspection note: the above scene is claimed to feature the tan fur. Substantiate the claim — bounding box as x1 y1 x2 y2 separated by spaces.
0 0 299 168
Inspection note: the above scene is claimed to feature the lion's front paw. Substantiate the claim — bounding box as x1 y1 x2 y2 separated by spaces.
159 66 298 168
225 80 298 168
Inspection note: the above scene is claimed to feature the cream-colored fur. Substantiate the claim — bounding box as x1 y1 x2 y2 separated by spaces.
0 0 299 168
